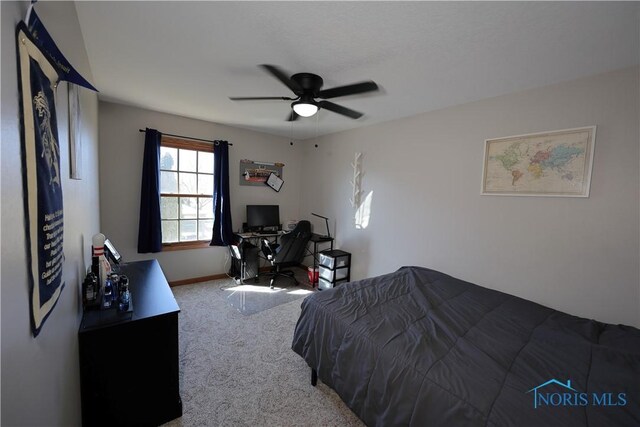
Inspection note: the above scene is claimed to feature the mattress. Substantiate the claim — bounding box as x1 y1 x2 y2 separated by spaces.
291 266 640 426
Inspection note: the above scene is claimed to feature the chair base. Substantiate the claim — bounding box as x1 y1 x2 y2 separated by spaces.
264 268 298 289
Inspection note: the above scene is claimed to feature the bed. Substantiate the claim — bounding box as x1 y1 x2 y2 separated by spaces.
291 266 640 426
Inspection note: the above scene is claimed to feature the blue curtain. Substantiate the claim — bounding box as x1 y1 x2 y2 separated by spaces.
137 128 163 253
210 140 234 246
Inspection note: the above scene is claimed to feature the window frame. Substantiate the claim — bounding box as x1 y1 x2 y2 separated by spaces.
159 136 214 250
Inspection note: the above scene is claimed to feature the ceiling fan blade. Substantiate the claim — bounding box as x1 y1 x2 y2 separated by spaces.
319 101 363 119
260 64 302 95
229 96 295 101
286 110 299 122
318 81 378 99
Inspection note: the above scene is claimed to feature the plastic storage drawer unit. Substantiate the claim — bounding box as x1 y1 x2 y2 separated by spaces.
317 249 351 290
319 251 350 269
319 265 348 282
318 277 348 290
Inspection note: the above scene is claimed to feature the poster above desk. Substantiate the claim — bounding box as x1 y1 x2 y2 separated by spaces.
239 159 284 186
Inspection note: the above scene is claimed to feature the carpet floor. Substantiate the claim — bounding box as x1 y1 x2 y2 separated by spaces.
163 271 364 427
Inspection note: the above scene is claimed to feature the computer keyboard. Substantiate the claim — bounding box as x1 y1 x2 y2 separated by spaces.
255 231 279 236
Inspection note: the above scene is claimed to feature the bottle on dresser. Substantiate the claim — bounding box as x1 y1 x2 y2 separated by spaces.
102 276 113 309
118 275 130 312
82 272 98 310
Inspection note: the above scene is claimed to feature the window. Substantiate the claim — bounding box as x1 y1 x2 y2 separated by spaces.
159 137 214 249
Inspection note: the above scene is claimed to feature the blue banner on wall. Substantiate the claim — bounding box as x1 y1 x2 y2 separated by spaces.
17 22 65 337
26 8 97 92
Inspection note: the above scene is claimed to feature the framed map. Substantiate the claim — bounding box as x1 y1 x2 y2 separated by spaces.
481 126 596 197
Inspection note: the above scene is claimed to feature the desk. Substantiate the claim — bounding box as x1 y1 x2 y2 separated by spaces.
78 260 182 426
309 234 334 269
234 232 283 283
234 232 334 282
237 231 283 240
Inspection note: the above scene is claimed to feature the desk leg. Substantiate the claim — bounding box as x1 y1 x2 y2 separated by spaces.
313 242 319 288
251 252 257 283
313 242 318 270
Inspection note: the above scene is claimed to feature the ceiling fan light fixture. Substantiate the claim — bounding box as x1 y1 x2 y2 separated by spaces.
292 100 318 117
230 65 377 121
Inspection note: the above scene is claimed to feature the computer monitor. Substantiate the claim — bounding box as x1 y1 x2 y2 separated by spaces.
246 205 280 230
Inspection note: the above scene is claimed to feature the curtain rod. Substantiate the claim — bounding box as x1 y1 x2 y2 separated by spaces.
138 129 233 146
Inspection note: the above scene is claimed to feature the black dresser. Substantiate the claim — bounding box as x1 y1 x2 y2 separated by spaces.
78 259 182 426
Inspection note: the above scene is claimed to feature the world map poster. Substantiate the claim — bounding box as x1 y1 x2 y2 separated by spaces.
482 127 596 197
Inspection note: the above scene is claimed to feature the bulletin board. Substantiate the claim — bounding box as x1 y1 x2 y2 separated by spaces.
239 159 284 187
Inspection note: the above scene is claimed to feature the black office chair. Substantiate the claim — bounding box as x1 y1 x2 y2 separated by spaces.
261 220 312 289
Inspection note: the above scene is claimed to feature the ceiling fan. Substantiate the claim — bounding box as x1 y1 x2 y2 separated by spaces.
229 64 379 121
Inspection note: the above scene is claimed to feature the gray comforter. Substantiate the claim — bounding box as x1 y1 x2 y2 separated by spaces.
291 266 640 426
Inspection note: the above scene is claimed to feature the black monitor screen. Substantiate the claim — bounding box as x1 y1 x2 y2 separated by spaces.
246 205 280 228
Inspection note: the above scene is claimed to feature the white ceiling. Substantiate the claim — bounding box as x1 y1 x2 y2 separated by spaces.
75 1 639 140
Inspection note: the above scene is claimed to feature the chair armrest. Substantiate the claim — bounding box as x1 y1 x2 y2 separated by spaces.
261 238 280 260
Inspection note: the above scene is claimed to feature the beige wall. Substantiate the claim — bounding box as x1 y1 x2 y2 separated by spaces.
98 101 303 282
1 2 100 425
299 67 640 327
